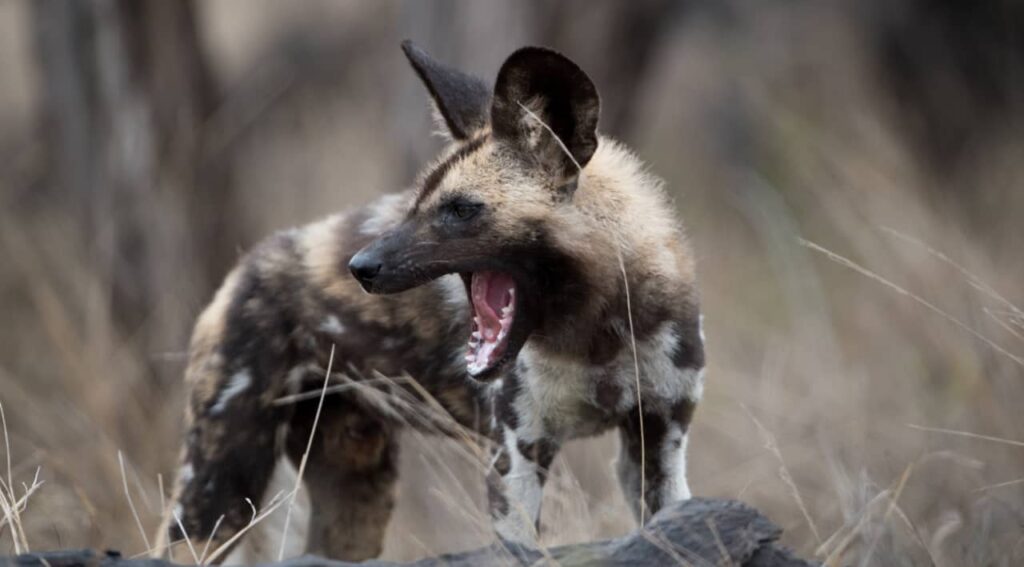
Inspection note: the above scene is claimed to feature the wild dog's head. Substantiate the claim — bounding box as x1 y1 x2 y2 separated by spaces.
349 42 600 381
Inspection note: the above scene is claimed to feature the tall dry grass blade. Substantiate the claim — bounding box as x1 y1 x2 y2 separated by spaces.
743 406 821 545
157 473 166 518
0 401 41 554
907 424 1024 448
198 514 225 565
800 239 1024 367
118 451 152 553
272 378 393 406
879 227 1023 316
984 308 1024 342
705 518 735 566
505 101 617 548
203 490 290 564
820 488 892 566
887 501 939 567
278 343 336 560
638 528 701 566
130 538 186 560
1 402 10 512
171 508 200 564
516 102 583 173
859 463 914 567
617 246 646 526
975 478 1024 492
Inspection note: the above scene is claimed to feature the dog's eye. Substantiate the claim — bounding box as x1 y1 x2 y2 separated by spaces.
447 201 482 221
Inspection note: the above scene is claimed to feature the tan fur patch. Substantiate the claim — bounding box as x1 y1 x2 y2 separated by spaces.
184 265 244 423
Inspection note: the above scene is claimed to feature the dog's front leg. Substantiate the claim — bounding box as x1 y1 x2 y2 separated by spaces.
616 397 697 524
486 424 559 544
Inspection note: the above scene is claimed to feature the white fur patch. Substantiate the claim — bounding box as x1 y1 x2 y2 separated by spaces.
319 315 345 335
493 427 544 543
661 425 691 504
179 463 194 485
516 346 592 438
284 364 312 396
638 323 689 401
512 320 703 439
359 193 408 236
437 274 469 313
688 367 706 402
210 369 252 415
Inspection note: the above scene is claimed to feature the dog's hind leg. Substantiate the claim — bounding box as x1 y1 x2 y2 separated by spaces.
156 263 301 562
158 367 292 563
285 393 398 561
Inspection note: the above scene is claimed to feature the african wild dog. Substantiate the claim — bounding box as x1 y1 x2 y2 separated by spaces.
159 42 706 561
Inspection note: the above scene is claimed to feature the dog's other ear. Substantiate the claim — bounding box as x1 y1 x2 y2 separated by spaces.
491 47 600 178
402 41 491 140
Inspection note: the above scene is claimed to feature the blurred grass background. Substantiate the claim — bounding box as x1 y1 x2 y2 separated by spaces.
1 0 1022 564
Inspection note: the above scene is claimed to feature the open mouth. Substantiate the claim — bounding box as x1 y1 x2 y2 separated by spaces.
464 271 517 377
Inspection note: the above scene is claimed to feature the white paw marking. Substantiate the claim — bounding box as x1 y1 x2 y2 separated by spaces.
661 426 691 503
493 427 544 544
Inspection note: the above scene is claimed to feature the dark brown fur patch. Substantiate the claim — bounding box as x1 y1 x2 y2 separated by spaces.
414 136 488 209
288 394 399 561
494 369 521 430
516 437 558 484
595 378 624 409
672 398 697 432
619 409 673 517
671 306 705 370
486 469 511 517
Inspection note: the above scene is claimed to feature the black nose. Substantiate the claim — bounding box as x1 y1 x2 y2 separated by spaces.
348 253 382 283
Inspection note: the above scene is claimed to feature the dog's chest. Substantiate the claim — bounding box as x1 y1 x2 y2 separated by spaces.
505 322 699 440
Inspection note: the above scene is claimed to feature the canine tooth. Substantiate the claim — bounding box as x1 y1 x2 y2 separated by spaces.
471 331 482 340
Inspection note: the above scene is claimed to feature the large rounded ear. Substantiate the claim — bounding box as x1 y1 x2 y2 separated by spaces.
491 47 600 178
402 40 491 140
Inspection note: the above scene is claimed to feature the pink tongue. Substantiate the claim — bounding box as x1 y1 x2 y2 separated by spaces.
471 272 515 340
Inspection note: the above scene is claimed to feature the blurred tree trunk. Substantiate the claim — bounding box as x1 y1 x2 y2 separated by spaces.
31 0 235 376
866 0 1024 171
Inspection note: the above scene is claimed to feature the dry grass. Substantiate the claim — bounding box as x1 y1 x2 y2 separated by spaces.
1 1 1023 565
